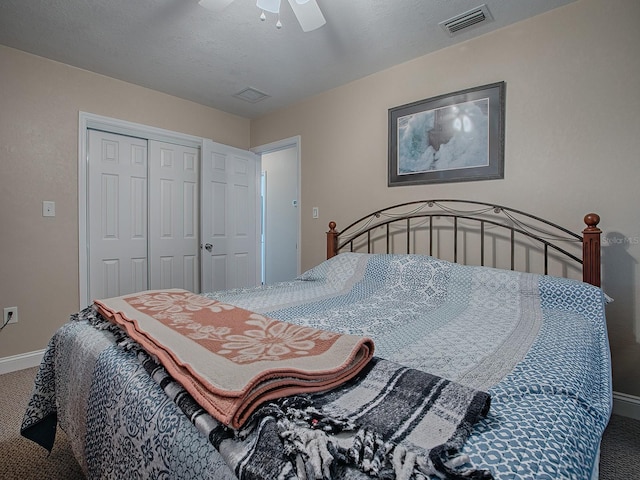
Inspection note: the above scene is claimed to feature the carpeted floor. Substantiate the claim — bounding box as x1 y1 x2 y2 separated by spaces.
599 412 640 479
1 366 639 479
0 367 84 480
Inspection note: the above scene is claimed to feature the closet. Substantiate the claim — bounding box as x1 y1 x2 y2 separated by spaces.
81 119 260 307
87 129 200 301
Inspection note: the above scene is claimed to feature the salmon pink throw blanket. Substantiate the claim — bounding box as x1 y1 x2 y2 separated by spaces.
94 289 375 429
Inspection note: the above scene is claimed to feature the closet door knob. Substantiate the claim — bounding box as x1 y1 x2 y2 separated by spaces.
204 243 213 252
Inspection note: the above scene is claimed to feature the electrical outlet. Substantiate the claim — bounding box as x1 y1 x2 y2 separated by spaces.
3 307 18 325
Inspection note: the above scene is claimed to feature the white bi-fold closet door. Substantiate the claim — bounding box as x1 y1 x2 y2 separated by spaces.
84 127 261 306
88 129 199 300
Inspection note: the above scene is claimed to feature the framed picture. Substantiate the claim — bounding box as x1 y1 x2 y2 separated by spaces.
388 82 505 186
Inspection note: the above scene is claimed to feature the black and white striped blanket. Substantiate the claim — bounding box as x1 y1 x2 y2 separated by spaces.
141 348 492 479
99 307 492 479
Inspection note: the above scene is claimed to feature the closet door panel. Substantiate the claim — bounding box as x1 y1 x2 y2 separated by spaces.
88 130 148 300
149 141 200 292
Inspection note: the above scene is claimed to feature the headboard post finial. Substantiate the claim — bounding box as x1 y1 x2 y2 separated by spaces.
327 222 338 259
582 213 601 287
584 213 601 230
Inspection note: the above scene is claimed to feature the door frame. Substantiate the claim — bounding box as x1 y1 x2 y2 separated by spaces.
77 112 203 309
251 136 302 278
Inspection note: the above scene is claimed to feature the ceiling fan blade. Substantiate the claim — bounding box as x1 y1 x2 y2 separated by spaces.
256 0 281 14
198 0 235 12
287 0 326 32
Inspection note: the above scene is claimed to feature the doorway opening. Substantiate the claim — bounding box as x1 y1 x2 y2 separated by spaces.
252 137 301 285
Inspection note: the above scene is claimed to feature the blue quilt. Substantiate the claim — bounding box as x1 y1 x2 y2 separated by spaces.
21 253 612 479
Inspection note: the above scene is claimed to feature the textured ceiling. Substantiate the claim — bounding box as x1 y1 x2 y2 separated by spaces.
0 0 575 119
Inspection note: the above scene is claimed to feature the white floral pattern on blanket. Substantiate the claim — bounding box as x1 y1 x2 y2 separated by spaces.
125 291 340 364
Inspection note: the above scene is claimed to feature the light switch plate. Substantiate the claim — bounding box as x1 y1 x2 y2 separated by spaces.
43 201 55 217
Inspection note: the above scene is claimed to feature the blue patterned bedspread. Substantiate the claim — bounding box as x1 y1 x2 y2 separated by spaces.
22 253 612 479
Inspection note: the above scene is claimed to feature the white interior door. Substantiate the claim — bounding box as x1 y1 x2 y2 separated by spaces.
201 139 260 293
149 140 200 292
88 129 148 300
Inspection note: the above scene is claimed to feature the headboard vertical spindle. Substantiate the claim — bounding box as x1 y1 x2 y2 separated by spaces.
453 217 458 263
480 221 485 266
429 217 433 256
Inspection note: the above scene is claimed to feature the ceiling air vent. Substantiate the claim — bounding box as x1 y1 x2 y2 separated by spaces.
439 4 493 37
233 87 270 103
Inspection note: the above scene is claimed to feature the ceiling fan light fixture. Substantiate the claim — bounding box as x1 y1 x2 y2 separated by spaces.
256 0 281 14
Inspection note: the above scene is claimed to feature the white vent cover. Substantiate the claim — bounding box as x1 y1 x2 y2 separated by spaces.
233 87 270 103
439 4 493 37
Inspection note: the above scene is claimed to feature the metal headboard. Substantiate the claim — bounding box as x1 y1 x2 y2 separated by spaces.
326 200 601 286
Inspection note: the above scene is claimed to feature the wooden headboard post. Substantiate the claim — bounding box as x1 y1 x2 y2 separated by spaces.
326 221 338 259
582 213 602 287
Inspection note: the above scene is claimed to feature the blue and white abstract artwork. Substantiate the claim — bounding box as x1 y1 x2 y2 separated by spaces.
397 98 489 174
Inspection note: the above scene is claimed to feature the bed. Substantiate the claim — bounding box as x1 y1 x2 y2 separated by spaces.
21 200 611 479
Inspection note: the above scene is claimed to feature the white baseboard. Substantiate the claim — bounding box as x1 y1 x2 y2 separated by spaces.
612 391 640 421
0 350 45 375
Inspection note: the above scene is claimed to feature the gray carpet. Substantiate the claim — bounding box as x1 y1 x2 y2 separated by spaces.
0 367 84 480
599 412 640 479
1 366 638 479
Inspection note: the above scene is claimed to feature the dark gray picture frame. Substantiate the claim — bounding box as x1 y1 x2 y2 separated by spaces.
389 82 505 186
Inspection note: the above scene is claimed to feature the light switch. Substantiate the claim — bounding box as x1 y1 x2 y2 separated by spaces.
312 207 319 219
43 201 56 217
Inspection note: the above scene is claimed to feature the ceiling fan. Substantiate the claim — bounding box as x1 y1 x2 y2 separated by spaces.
198 0 326 32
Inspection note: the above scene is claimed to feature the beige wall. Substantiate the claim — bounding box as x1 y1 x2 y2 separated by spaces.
251 0 640 396
0 45 250 358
